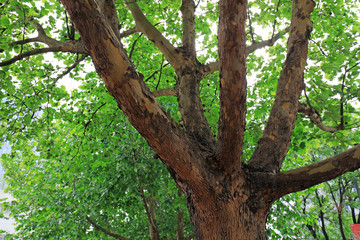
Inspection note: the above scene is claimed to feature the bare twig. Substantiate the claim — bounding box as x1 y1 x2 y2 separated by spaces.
86 216 133 240
132 150 160 238
50 54 88 87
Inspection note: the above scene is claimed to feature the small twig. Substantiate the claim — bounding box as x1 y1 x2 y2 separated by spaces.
155 55 165 90
86 216 133 240
50 54 88 87
132 149 158 233
129 33 143 59
84 103 107 131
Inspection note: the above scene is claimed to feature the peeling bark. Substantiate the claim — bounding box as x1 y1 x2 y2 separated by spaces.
217 0 247 171
248 0 316 173
60 0 210 196
271 145 360 198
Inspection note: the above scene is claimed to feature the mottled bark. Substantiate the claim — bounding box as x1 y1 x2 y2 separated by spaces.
176 0 214 148
256 145 360 199
248 0 315 172
217 0 247 172
60 0 210 195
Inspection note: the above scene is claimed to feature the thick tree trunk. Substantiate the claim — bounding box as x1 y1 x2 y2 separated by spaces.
187 192 269 239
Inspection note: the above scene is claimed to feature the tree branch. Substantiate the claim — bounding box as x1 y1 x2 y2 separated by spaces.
298 102 344 132
0 42 87 67
248 0 316 172
200 27 290 76
246 27 290 54
0 6 87 67
86 216 133 240
125 1 182 69
50 54 88 87
181 0 196 54
216 0 248 171
120 27 138 38
273 145 360 198
176 0 215 149
152 87 177 97
61 0 211 197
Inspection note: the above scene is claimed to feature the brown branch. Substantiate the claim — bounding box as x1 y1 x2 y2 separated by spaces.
181 0 196 54
128 33 143 59
10 37 39 45
61 0 212 200
272 145 360 198
120 27 138 38
0 6 87 67
0 41 87 67
11 6 63 47
0 47 61 66
86 216 133 240
200 27 290 76
246 27 290 54
152 87 177 97
125 1 182 69
298 103 344 132
248 0 316 172
217 0 248 171
176 0 215 149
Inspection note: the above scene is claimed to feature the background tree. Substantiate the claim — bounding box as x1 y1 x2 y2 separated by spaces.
267 144 360 239
0 0 359 239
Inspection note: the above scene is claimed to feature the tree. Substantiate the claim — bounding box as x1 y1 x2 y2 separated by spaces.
1 0 359 239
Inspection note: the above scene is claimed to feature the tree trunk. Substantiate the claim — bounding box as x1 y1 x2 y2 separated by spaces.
187 192 269 239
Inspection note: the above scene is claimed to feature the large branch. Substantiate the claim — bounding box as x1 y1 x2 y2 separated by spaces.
125 1 182 69
176 0 215 148
216 0 247 171
248 0 315 173
200 27 290 76
94 0 121 40
273 145 360 198
181 0 196 54
60 0 211 196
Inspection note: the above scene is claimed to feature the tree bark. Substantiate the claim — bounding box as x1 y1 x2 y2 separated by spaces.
248 0 315 173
